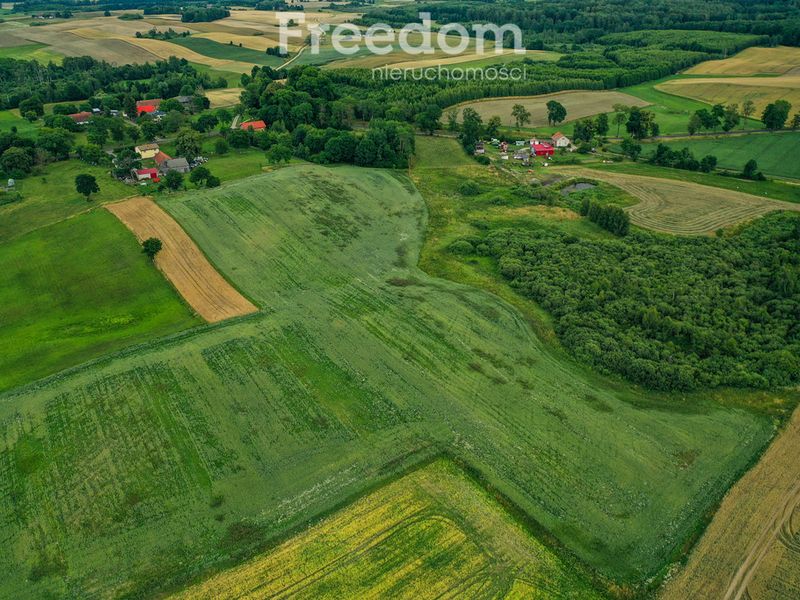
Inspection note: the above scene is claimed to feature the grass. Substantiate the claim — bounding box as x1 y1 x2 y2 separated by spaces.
168 37 285 67
621 78 762 134
0 159 134 242
0 162 773 597
640 132 800 180
0 209 200 391
189 62 243 88
174 459 602 599
0 109 40 136
159 140 268 182
0 42 62 63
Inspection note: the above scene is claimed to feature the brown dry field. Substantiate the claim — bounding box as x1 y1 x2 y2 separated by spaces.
19 29 160 64
106 197 258 323
685 46 800 75
453 90 649 128
657 75 800 115
561 168 800 235
661 408 800 600
206 87 242 107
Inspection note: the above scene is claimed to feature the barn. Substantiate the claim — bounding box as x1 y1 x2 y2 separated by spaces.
531 140 555 157
240 120 267 131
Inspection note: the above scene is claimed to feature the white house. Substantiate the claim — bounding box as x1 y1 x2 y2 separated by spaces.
551 132 571 149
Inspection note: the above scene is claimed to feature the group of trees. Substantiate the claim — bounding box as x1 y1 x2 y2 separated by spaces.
649 144 718 173
180 6 229 22
0 128 76 179
0 56 225 111
688 102 745 134
579 198 630 235
461 212 800 391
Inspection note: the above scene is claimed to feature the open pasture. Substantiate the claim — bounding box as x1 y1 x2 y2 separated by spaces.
0 164 772 598
206 87 243 107
106 197 258 323
0 210 199 392
194 31 283 51
0 160 133 242
453 90 649 128
172 459 601 599
558 167 800 235
685 45 800 76
644 132 800 180
167 36 285 67
656 75 800 115
662 407 800 600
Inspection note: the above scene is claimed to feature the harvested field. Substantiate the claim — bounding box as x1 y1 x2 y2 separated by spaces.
685 46 800 75
19 29 159 64
453 90 649 127
172 459 601 599
561 167 800 235
206 87 243 107
144 17 261 36
656 75 800 115
121 36 255 72
661 407 800 600
106 196 257 322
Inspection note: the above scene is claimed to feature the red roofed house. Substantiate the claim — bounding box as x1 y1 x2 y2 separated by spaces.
530 139 555 157
153 151 172 166
132 168 159 182
240 120 267 131
136 99 161 116
68 111 93 125
551 132 571 149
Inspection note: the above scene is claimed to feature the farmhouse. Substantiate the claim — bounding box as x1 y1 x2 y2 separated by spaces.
132 168 159 182
241 120 267 131
551 132 571 148
158 157 191 175
68 111 93 125
154 151 172 166
135 143 160 159
531 140 555 157
136 99 162 116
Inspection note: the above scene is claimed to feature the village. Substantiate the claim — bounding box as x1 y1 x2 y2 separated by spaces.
474 131 575 166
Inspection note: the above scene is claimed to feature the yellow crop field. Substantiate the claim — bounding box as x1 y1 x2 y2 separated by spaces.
206 87 243 107
171 460 601 599
661 407 800 600
685 46 800 75
656 75 800 115
453 90 649 128
560 167 800 235
225 8 356 26
20 29 160 65
121 36 255 72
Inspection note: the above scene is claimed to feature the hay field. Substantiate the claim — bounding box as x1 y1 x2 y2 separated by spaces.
107 197 257 322
20 29 160 64
661 407 800 600
173 460 601 599
685 46 800 75
453 90 650 127
330 48 558 70
225 8 356 26
206 87 243 107
656 75 800 115
118 36 256 72
560 167 800 234
0 164 771 598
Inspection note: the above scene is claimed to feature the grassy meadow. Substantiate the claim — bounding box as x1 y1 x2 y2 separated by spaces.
0 160 134 242
0 209 200 391
641 132 800 180
0 162 774 597
169 36 285 67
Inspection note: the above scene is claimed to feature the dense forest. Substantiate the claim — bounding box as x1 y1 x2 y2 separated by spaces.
0 57 226 110
453 214 800 391
355 0 800 47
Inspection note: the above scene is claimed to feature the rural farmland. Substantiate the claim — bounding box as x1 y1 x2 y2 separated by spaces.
2 1 800 598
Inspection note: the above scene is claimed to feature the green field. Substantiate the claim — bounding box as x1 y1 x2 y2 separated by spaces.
0 163 773 597
0 209 200 391
175 459 602 599
0 160 134 242
621 78 763 135
641 132 800 180
0 42 62 63
169 37 285 67
0 108 41 136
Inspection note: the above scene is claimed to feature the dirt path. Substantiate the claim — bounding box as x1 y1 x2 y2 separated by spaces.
560 168 800 235
106 197 258 323
660 408 800 600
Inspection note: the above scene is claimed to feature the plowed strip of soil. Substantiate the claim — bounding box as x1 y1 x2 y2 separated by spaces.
107 197 257 322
